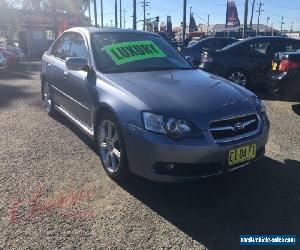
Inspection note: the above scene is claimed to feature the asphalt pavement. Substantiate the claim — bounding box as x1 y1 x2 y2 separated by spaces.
0 62 299 249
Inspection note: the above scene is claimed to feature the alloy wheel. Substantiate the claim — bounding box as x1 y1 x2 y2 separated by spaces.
228 71 247 87
98 120 121 173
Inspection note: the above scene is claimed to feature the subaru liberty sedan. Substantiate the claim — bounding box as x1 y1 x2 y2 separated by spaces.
41 27 270 182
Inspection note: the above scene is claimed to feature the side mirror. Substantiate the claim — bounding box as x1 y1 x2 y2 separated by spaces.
185 56 194 65
66 57 89 71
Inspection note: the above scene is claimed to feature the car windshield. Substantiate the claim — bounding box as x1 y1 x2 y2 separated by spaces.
91 32 192 73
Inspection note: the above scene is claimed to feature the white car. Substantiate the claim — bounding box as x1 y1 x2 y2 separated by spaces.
0 51 7 69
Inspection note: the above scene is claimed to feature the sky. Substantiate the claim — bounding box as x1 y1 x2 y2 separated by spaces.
89 0 300 31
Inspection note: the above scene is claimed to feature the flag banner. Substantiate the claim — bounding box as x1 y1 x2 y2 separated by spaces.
189 14 198 32
226 0 240 27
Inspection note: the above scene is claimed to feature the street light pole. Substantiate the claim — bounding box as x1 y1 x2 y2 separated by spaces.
115 0 118 27
100 0 103 27
182 0 187 45
119 0 122 28
266 17 270 36
133 0 137 30
93 0 97 27
243 0 249 38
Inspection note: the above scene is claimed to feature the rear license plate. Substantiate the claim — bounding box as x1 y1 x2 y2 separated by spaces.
228 144 256 166
272 62 278 71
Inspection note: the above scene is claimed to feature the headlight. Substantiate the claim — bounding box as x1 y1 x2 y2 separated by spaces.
143 112 203 139
259 101 266 114
255 98 266 114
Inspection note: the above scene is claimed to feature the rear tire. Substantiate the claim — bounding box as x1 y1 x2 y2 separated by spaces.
227 69 251 88
96 112 130 181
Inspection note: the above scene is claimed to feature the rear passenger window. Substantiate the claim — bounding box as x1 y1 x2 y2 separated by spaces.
51 34 72 60
246 41 270 55
285 41 300 52
69 33 89 60
246 41 284 56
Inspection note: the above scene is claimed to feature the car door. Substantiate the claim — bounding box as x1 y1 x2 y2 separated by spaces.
63 32 94 128
48 33 73 110
244 39 279 81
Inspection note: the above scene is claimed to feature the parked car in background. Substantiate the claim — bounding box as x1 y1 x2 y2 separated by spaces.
182 37 238 66
0 51 7 69
267 51 300 98
2 46 26 61
199 36 300 88
0 48 18 66
41 27 269 183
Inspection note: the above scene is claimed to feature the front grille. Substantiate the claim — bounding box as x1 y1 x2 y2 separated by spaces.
209 114 260 142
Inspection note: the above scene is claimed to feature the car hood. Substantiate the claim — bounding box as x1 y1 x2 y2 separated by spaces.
104 70 258 129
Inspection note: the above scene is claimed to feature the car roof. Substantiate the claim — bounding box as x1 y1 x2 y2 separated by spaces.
66 27 159 37
243 36 298 41
221 36 300 51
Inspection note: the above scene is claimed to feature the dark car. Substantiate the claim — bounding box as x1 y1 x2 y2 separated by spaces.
41 27 269 183
182 37 238 66
199 36 300 88
267 51 300 98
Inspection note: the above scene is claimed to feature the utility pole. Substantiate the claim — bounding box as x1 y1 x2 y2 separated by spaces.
207 14 210 35
182 0 187 45
100 0 103 27
291 22 294 32
133 0 137 30
249 0 255 30
280 16 284 31
265 17 270 36
93 0 98 27
119 0 122 28
123 10 126 28
256 1 264 36
88 0 91 22
243 0 249 38
115 0 118 27
271 23 274 36
141 0 150 31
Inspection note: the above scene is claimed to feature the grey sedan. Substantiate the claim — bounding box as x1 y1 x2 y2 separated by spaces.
41 27 269 182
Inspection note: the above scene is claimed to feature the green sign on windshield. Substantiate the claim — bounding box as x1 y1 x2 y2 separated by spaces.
103 40 166 65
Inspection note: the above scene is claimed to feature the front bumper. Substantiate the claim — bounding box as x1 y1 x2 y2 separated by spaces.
122 118 270 183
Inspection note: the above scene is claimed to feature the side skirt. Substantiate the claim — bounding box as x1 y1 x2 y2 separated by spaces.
54 104 95 139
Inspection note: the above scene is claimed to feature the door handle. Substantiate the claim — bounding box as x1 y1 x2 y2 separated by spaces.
47 63 52 68
63 71 69 79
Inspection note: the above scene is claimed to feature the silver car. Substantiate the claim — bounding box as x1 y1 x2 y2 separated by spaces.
41 27 270 182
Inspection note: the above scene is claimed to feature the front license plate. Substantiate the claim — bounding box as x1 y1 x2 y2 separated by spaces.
228 144 256 166
272 62 278 71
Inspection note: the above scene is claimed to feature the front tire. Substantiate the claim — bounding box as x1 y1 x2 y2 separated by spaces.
42 81 55 116
96 112 130 181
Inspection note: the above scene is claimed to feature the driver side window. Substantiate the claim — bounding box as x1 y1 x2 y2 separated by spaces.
51 34 72 61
